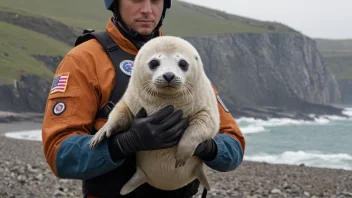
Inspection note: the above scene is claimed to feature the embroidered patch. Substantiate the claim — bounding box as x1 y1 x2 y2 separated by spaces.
217 95 229 113
120 60 134 76
52 101 66 116
50 73 69 94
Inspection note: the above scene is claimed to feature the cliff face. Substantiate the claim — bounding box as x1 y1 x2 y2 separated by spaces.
0 75 51 113
0 32 344 118
184 33 341 111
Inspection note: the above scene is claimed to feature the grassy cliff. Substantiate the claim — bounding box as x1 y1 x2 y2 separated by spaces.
0 21 68 84
0 0 316 84
315 39 352 80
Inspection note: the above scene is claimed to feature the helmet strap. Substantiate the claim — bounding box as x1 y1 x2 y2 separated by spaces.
154 9 166 31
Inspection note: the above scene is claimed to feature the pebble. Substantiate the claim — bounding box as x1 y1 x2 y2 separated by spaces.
271 188 282 194
17 175 26 182
53 190 67 197
341 191 352 197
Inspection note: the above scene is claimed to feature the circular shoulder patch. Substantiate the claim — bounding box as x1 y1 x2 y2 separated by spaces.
119 60 134 76
217 95 229 113
53 101 66 116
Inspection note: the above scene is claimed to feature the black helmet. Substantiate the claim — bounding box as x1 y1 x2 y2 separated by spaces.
105 0 172 38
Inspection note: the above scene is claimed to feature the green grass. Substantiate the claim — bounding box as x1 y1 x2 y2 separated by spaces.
0 21 70 83
162 1 298 36
0 0 110 32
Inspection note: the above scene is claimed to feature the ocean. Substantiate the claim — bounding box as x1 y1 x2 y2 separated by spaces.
3 107 352 171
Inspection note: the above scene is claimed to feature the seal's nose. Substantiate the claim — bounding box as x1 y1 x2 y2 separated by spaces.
163 72 175 83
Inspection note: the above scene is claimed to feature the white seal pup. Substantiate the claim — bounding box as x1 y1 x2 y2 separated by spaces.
89 35 220 195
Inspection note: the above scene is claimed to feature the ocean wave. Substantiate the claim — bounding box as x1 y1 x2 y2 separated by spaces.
311 108 352 121
342 108 352 117
237 108 352 133
244 150 352 171
237 116 331 128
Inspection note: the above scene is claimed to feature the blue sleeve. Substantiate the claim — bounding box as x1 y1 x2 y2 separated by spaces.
204 134 244 172
55 135 125 180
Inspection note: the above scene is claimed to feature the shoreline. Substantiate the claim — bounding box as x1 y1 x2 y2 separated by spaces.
1 103 351 126
0 135 351 198
0 111 44 124
0 121 42 135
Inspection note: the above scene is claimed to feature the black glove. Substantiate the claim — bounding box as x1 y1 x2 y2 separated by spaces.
193 138 218 161
108 105 188 162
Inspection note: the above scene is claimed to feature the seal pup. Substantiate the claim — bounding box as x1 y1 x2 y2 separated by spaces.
89 36 220 195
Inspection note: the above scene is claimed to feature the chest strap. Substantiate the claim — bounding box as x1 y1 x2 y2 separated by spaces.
76 30 135 121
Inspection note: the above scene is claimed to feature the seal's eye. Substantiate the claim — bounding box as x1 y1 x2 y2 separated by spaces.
149 59 160 70
179 60 189 71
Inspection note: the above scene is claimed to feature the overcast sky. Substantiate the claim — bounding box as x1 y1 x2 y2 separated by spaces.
180 0 352 39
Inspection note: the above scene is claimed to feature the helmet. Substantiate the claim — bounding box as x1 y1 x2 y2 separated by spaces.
104 0 172 39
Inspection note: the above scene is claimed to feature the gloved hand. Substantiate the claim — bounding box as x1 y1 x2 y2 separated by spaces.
108 105 188 161
193 138 218 161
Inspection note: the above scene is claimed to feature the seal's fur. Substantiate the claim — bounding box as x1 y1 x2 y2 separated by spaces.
89 36 220 195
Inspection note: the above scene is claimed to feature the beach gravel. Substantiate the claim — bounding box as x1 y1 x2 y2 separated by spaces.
0 123 351 198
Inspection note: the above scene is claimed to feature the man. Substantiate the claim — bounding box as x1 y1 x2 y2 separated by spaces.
41 0 246 197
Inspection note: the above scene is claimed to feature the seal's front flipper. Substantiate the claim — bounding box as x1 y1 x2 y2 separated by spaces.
89 99 133 150
194 164 210 191
120 166 148 195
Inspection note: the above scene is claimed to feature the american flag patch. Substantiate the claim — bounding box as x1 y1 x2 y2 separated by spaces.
50 73 70 94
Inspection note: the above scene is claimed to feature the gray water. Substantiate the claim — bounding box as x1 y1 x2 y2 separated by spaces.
238 107 352 170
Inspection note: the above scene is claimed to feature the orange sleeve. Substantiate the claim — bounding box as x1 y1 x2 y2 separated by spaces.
41 51 100 176
212 84 246 153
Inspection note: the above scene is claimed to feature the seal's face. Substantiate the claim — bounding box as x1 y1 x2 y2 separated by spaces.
133 36 203 97
147 52 190 90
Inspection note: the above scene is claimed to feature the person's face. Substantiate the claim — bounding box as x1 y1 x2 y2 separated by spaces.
119 0 164 35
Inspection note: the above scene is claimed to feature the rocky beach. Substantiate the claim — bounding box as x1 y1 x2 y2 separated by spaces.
0 122 351 198
1 0 352 197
